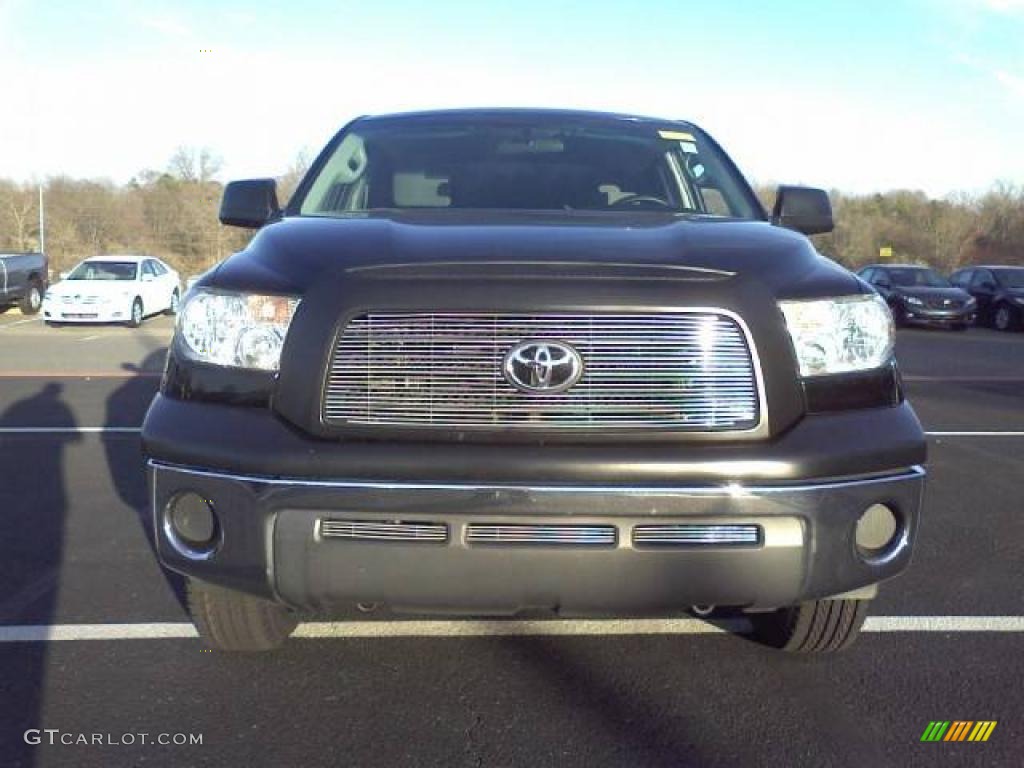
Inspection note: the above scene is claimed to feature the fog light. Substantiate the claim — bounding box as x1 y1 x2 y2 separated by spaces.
855 503 898 556
165 492 218 556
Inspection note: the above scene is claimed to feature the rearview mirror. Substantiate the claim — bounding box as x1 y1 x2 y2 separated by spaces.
771 186 834 235
219 179 281 229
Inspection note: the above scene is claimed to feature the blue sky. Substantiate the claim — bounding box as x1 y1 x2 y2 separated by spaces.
0 0 1021 195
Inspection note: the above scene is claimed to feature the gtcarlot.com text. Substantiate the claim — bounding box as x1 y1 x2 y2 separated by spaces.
24 729 203 746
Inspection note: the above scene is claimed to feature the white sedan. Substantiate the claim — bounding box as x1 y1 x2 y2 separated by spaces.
43 256 181 327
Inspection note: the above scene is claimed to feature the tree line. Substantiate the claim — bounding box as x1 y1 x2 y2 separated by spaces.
1 147 1021 279
755 184 1024 273
0 147 309 279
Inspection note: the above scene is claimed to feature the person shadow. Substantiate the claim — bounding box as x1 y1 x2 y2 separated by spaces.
102 349 189 616
0 383 80 768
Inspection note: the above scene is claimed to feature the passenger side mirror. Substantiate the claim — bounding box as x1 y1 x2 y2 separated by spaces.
980 281 996 292
219 179 281 229
59 271 69 280
875 277 891 289
771 186 834 235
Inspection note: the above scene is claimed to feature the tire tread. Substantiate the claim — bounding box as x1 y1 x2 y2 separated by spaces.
187 578 297 652
751 598 869 654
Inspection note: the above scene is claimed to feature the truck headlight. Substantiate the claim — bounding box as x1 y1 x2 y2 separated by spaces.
904 296 924 307
965 296 977 308
779 295 894 377
177 290 300 370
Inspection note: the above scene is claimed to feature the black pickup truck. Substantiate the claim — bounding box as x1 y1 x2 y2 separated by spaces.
142 109 927 654
0 252 47 314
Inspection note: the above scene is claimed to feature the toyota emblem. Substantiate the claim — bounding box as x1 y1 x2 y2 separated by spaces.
503 340 584 393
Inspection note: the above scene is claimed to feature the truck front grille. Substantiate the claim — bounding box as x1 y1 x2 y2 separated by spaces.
323 312 761 431
923 297 962 310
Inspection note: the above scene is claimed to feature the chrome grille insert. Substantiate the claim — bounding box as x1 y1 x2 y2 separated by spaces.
318 519 448 543
323 312 761 431
466 524 617 547
633 524 761 547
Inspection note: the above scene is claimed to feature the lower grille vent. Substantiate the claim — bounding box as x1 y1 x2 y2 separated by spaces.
318 519 448 543
466 524 617 547
633 524 761 547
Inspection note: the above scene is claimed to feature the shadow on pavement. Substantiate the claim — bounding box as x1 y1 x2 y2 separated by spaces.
102 349 188 614
0 383 79 768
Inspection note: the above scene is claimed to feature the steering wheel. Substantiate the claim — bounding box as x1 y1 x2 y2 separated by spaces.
609 194 673 210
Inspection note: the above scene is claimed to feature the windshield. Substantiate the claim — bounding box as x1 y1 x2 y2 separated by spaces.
297 118 761 218
67 261 138 281
994 268 1024 289
888 267 950 288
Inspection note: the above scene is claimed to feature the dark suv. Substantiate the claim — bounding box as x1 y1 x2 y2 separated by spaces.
142 109 926 654
857 264 975 330
950 265 1024 331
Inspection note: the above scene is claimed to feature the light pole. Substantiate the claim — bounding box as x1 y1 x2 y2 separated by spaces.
38 185 45 254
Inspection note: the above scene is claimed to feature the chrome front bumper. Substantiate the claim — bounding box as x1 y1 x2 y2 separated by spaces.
149 461 925 614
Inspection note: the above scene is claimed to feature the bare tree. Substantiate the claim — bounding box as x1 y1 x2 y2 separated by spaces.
169 146 223 183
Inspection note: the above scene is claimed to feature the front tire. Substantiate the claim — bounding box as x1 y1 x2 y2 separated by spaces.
187 578 298 652
994 304 1020 332
748 598 869 653
19 280 43 315
165 289 180 316
127 297 144 328
892 303 908 328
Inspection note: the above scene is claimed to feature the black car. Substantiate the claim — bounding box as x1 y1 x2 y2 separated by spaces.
0 252 48 314
857 264 975 330
950 265 1024 331
142 109 926 654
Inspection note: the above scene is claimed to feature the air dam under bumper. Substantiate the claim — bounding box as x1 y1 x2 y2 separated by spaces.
148 460 925 614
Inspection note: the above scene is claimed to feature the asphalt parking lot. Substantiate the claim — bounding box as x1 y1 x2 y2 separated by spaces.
0 310 1021 767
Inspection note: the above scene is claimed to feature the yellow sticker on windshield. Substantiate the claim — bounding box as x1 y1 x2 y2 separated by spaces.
658 130 696 142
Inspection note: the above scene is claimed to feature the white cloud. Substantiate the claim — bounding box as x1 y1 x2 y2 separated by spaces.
994 68 1024 96
2 46 1015 197
953 51 1024 100
944 0 1024 14
979 0 1024 12
0 3 1021 196
138 12 192 40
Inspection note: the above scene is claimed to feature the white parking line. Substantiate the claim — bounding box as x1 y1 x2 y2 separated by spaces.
1 616 1022 642
927 431 1024 437
0 317 41 329
864 616 1024 632
0 427 141 434
904 375 1024 382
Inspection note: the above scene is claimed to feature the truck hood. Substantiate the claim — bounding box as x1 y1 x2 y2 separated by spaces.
210 211 861 299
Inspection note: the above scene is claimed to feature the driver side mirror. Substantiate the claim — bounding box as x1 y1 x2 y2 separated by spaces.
141 273 154 283
219 179 281 229
771 186 834 235
875 277 891 289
